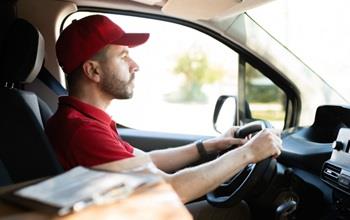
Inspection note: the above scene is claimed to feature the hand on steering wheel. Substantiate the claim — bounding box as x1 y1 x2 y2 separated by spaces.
206 120 278 208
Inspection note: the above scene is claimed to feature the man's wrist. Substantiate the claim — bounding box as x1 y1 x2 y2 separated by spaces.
195 140 208 160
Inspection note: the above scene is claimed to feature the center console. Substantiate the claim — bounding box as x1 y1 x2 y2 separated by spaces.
321 128 350 218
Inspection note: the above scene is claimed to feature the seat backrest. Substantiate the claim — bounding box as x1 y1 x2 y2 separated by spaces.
0 18 63 186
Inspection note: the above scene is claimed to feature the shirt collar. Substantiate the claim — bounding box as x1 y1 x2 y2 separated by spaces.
59 96 112 125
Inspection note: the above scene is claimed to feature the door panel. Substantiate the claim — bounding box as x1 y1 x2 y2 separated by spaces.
119 128 213 152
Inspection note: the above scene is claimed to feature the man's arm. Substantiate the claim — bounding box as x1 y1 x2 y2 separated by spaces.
152 129 282 203
148 127 246 172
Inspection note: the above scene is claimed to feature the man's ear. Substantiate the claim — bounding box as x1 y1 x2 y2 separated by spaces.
81 60 101 83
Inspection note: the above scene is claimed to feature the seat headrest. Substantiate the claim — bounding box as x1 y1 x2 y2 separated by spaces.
0 18 45 84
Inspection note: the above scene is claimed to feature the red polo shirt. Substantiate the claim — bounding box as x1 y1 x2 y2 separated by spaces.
45 96 134 170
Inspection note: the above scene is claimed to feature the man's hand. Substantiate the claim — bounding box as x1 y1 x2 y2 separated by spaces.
202 126 282 160
202 127 247 154
242 128 282 163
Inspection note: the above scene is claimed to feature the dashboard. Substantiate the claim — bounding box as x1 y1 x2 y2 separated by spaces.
280 105 350 175
273 105 350 219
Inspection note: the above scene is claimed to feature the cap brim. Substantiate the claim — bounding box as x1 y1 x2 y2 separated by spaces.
113 33 150 48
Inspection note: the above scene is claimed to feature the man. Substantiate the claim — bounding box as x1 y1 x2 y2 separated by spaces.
46 15 282 219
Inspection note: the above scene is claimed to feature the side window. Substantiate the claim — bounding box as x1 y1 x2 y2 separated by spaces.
64 12 287 134
244 63 286 130
65 12 239 136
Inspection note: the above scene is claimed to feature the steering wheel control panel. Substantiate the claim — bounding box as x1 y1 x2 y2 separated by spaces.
321 128 350 194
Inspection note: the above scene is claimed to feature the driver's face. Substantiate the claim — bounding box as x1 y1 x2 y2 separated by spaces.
97 45 139 99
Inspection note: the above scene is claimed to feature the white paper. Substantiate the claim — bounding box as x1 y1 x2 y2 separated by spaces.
15 166 154 209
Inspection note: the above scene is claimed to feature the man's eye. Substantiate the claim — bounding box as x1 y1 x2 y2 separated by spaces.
121 53 128 59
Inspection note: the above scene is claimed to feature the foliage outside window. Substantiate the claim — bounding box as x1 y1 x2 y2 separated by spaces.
245 63 285 129
166 49 224 103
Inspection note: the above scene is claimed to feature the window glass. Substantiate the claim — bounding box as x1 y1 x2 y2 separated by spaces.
245 63 286 130
65 12 239 135
247 0 350 102
227 12 345 128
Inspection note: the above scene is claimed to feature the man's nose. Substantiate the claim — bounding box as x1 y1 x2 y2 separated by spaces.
129 58 139 73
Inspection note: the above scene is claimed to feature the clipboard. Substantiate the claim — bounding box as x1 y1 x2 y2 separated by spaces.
0 166 160 216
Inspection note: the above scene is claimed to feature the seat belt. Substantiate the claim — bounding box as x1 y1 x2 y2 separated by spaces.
37 67 67 96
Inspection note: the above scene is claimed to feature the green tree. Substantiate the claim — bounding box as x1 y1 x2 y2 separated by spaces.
166 50 224 103
245 64 283 103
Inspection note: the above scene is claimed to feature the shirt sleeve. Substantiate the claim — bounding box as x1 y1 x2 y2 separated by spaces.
68 121 135 167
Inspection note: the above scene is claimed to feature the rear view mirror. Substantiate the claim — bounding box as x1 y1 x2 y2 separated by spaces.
213 95 238 133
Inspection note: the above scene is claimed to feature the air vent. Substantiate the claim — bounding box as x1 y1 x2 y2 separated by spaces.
322 162 341 185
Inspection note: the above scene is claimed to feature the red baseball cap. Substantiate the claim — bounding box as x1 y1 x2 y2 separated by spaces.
56 15 149 74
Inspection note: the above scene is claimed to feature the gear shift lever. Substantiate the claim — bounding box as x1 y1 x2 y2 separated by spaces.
275 200 297 220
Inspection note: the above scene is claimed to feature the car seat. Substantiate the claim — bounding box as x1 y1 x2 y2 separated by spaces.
0 18 63 186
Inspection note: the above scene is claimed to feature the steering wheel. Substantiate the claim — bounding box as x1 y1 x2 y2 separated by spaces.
206 120 277 208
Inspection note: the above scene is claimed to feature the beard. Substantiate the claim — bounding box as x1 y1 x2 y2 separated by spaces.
100 71 134 100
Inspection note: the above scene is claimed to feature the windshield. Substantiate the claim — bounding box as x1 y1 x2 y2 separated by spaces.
247 0 350 102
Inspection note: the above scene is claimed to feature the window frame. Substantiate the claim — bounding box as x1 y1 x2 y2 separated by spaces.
64 7 301 130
